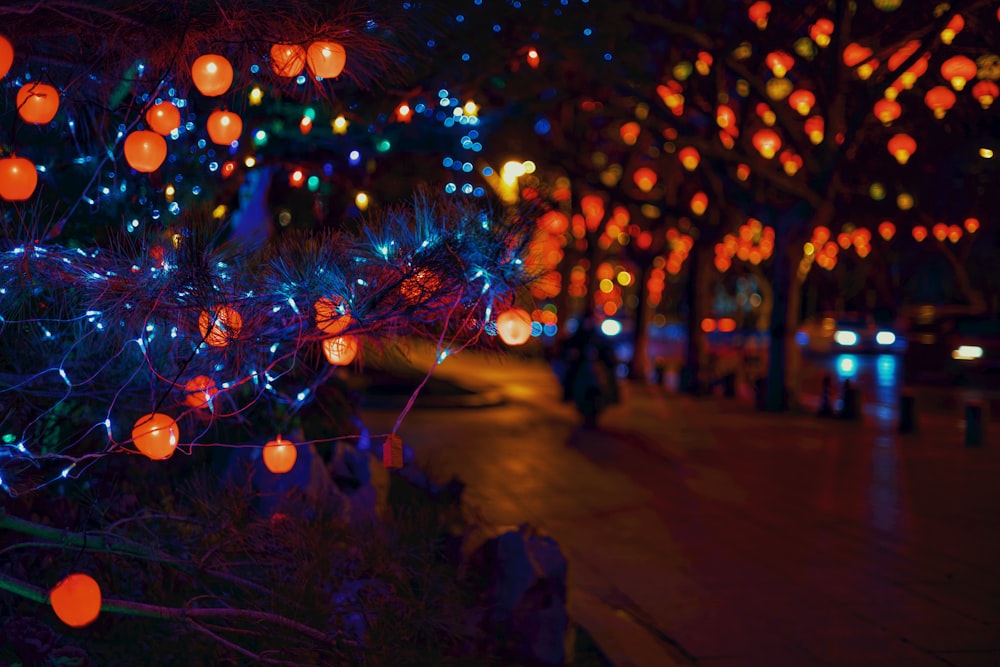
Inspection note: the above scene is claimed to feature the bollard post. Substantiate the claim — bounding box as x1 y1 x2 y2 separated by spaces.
754 377 766 411
839 379 861 420
817 375 834 417
965 401 984 447
723 372 737 398
898 393 917 434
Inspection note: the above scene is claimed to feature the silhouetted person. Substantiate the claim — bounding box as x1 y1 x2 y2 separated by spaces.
559 316 619 424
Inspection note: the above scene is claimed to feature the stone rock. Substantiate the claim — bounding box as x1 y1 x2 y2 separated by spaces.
463 524 570 666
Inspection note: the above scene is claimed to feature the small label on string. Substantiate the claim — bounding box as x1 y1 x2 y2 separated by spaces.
382 434 403 469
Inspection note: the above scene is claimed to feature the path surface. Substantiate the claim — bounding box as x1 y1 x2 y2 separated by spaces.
360 347 1000 667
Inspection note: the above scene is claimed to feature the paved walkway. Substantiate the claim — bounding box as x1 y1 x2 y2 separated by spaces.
359 348 1000 667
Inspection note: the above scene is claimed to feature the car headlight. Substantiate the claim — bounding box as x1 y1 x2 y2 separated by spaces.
834 330 859 346
952 345 983 360
875 331 896 346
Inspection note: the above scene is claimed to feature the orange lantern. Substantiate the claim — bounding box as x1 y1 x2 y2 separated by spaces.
873 98 901 125
199 305 242 347
124 130 167 173
131 413 179 460
947 224 963 243
972 81 998 109
314 296 352 335
16 82 59 124
262 435 297 474
752 128 781 158
690 191 708 216
912 225 928 242
878 221 896 241
0 156 38 201
496 307 532 346
0 34 13 79
322 334 359 365
766 51 794 77
537 211 569 234
842 43 873 68
632 167 657 192
932 223 948 241
940 55 976 91
964 217 980 234
619 121 640 145
206 110 242 145
804 116 824 144
270 43 306 77
924 86 956 118
788 89 815 115
747 1 771 28
191 54 233 96
306 41 346 78
809 19 834 47
940 14 964 44
716 104 736 131
145 101 181 135
50 573 101 628
184 375 217 409
678 146 700 170
887 133 916 164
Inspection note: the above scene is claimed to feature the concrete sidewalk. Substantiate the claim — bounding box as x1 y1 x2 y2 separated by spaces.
359 349 1000 666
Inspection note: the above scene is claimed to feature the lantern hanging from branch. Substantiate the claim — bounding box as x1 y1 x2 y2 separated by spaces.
146 101 181 135
206 110 243 145
678 146 700 170
972 81 998 109
314 296 352 335
306 41 346 78
132 413 179 460
191 54 233 96
123 131 167 173
496 308 532 346
323 335 358 365
873 98 901 125
270 43 306 77
184 375 217 409
632 167 657 192
752 129 781 158
198 305 242 347
0 35 13 79
16 82 59 124
940 55 976 91
788 89 815 115
0 156 38 201
262 435 297 474
887 133 916 164
49 574 101 628
924 86 956 118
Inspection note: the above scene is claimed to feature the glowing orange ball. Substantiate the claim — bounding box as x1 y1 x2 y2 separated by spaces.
271 43 306 77
887 133 916 164
262 435 297 474
50 573 101 628
752 129 781 158
496 308 532 346
184 375 217 409
198 305 242 347
633 167 657 192
16 82 59 124
191 54 233 96
124 130 167 172
146 101 181 135
306 41 346 78
0 156 38 201
315 296 352 335
322 335 359 365
206 110 243 145
0 35 13 79
131 413 179 460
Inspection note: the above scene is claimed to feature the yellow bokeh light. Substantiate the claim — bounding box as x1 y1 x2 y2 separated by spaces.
212 205 227 219
249 86 263 106
355 192 369 210
616 270 632 286
244 156 256 168
332 115 348 134
599 278 614 293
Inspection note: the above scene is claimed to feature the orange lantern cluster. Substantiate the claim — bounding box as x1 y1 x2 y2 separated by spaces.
678 146 700 170
198 305 242 347
646 260 667 306
124 130 167 172
262 435 297 474
191 54 233 96
656 81 684 116
496 307 532 346
16 82 59 124
748 1 771 29
924 86 956 118
50 573 102 628
0 156 38 201
131 413 179 460
809 19 834 47
663 228 694 275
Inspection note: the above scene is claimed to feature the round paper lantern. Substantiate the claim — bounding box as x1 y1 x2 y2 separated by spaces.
887 133 916 164
271 43 306 77
145 101 181 135
752 129 781 158
0 35 13 79
16 82 59 124
206 110 242 145
124 130 167 172
191 54 233 96
633 167 657 192
873 98 901 125
306 41 346 78
322 334 358 365
924 86 956 119
262 435 297 474
314 296 351 335
0 156 38 201
198 305 242 347
50 573 101 628
496 308 532 346
132 413 179 460
184 375 217 409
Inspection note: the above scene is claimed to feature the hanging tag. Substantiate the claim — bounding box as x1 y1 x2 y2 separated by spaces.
382 434 403 469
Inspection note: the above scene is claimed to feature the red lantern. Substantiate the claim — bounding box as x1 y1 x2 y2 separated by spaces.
873 98 901 125
184 375 217 409
924 86 956 119
199 305 242 347
0 34 13 79
632 167 657 192
788 89 815 115
965 217 980 234
972 81 998 109
16 82 59 124
678 146 700 170
496 307 532 346
146 101 181 135
912 225 928 242
940 55 976 91
765 51 794 77
191 54 233 96
747 1 771 28
50 573 101 628
804 116 824 144
314 296 352 335
132 413 179 460
262 435 297 474
270 43 306 77
752 129 781 158
878 221 896 241
887 133 916 164
322 334 359 365
124 130 167 173
941 14 964 44
842 43 872 68
306 41 346 79
0 156 38 201
206 110 242 145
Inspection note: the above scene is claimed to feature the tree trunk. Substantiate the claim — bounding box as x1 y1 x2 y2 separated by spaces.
682 245 711 394
629 262 653 382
